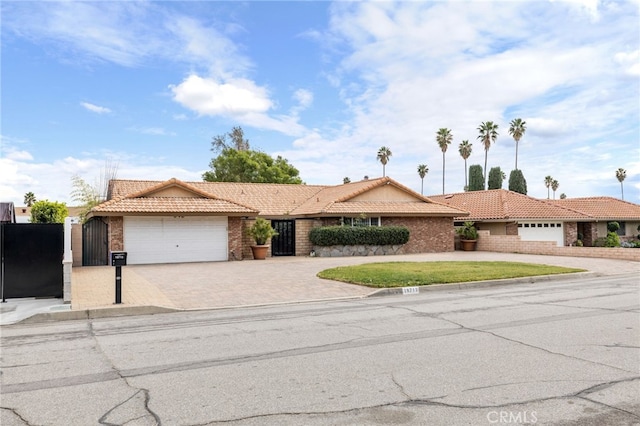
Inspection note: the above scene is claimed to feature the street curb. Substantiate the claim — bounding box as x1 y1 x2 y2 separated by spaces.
16 305 179 324
366 271 599 297
12 271 599 325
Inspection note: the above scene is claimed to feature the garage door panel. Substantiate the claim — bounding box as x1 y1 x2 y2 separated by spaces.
518 222 564 246
124 216 227 264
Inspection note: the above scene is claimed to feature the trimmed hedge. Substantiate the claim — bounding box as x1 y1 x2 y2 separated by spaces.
309 226 410 246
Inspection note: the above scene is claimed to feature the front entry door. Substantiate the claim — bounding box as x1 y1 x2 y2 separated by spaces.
271 220 295 256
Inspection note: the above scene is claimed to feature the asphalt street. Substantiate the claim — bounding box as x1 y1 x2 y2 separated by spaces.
1 273 639 425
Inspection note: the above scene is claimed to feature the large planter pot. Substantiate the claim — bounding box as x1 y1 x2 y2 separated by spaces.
250 245 269 260
460 239 477 251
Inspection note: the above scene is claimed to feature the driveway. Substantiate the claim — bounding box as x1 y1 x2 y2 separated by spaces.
71 252 640 311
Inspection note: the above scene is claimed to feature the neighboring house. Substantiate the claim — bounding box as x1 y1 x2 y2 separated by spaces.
14 206 83 223
86 177 468 265
548 197 640 243
1 202 17 224
429 190 640 247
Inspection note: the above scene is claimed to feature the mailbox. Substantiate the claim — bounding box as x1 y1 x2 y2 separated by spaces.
111 251 127 267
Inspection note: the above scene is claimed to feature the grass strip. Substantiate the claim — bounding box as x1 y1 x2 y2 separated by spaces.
317 261 585 288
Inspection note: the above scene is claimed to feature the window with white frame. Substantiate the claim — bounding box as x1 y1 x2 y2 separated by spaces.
342 216 381 227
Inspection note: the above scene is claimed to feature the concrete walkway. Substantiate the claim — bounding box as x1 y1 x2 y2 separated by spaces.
3 252 637 325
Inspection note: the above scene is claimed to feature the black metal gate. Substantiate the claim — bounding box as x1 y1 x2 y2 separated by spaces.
1 223 63 299
82 217 108 266
271 220 295 256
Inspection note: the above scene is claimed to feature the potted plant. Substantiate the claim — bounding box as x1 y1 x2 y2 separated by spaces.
246 218 278 260
456 221 478 251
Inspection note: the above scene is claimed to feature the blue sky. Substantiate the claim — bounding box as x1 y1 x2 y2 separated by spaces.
1 0 639 206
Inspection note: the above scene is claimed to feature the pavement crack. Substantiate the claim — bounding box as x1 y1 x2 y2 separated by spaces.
0 407 35 425
435 315 637 374
576 395 640 421
391 374 412 400
98 388 162 426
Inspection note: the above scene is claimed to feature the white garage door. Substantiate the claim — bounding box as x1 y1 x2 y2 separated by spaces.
517 222 564 246
124 216 228 264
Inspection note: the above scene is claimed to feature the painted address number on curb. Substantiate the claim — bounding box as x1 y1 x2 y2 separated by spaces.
402 286 419 295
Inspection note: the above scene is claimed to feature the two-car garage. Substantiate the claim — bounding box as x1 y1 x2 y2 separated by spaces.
124 216 228 265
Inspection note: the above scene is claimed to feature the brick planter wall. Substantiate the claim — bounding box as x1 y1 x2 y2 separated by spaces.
476 230 640 261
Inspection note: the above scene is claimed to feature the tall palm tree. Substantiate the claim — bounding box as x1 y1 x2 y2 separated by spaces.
436 128 452 194
377 146 392 177
458 140 472 190
417 164 429 195
477 121 499 188
544 175 553 199
23 192 36 207
551 179 559 199
616 168 626 200
508 118 526 170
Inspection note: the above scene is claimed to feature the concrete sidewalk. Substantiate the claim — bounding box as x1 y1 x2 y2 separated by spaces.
4 251 639 324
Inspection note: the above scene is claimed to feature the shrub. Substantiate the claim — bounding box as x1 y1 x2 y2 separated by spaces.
456 221 478 240
468 165 484 191
620 241 637 248
593 237 607 247
30 200 68 223
604 232 621 247
246 218 278 245
508 169 528 195
309 226 410 246
607 222 620 233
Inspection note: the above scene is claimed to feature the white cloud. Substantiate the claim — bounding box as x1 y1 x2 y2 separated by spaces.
80 102 111 114
170 74 272 116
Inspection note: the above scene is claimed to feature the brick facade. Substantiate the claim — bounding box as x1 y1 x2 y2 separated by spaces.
295 219 322 256
228 216 243 260
382 217 454 253
564 222 578 247
108 216 124 252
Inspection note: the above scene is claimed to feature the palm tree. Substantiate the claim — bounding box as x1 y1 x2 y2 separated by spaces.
23 192 36 207
544 175 553 199
477 121 499 188
508 118 526 170
551 179 559 199
458 140 472 190
436 128 452 194
417 164 429 195
616 168 626 200
377 146 392 177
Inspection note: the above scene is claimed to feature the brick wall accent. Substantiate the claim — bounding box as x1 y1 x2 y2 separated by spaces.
505 222 519 236
476 230 640 261
228 216 243 260
383 217 454 253
564 222 578 247
582 222 597 247
108 216 124 252
295 219 322 256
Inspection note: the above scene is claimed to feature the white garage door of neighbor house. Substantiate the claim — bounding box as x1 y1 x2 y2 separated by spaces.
517 222 564 246
124 216 228 264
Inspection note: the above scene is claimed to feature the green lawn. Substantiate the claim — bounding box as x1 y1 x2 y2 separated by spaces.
317 261 585 288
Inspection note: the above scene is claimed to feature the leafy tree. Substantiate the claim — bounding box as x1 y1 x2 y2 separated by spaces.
551 179 559 199
508 169 528 194
458 140 472 190
508 118 526 170
203 148 303 184
30 200 68 223
488 167 505 190
477 121 499 188
468 164 484 191
71 175 102 222
23 192 36 207
343 177 351 184
211 126 250 153
616 168 626 200
417 164 429 195
544 175 553 199
560 193 567 199
377 146 392 177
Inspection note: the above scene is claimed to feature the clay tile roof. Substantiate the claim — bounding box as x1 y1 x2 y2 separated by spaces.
97 177 469 218
428 189 589 221
548 197 640 220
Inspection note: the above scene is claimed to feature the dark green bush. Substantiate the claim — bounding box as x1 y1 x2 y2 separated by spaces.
309 226 410 246
607 221 620 233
